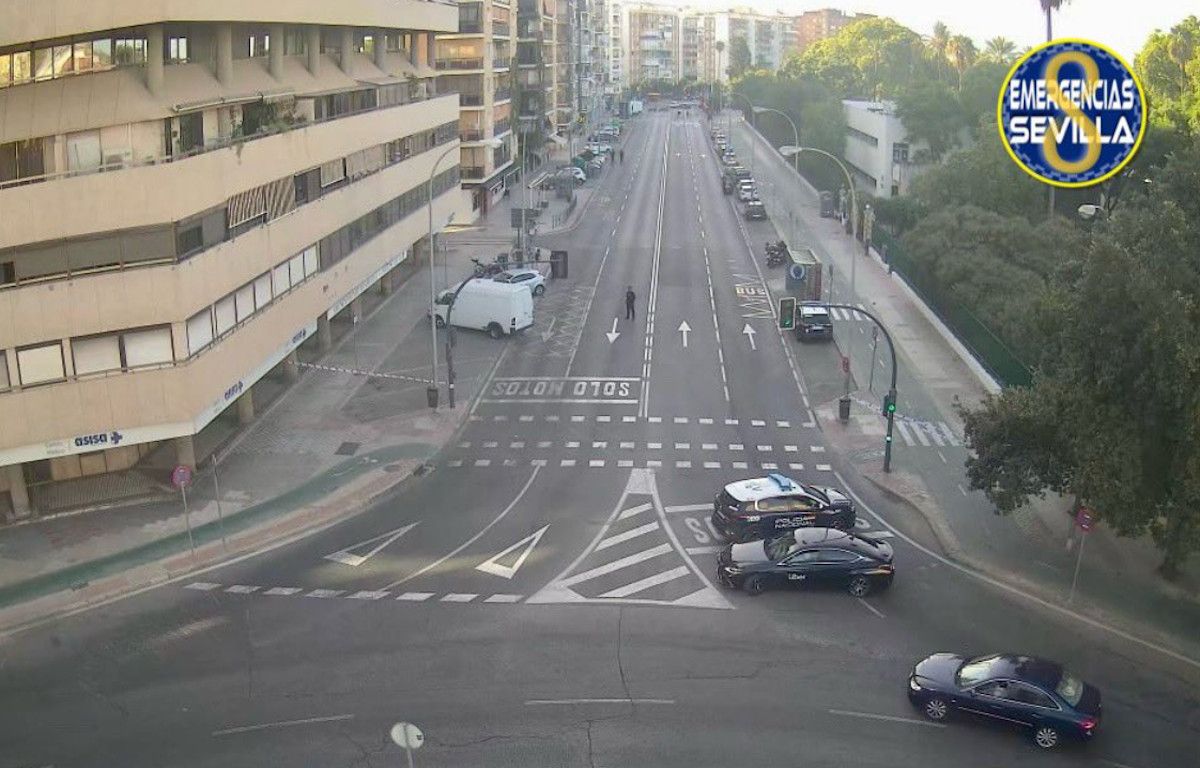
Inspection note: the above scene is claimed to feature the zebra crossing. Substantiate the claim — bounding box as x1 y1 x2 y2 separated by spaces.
893 419 961 448
827 304 871 321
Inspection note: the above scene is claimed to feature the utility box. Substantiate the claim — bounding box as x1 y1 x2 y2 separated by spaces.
550 250 569 279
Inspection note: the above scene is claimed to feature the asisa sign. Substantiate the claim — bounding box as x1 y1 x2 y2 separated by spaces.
998 39 1146 187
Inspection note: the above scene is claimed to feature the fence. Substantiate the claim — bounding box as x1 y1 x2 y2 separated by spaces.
873 227 1033 388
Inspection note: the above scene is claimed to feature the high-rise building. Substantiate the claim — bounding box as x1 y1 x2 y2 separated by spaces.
700 7 793 82
793 8 873 54
516 0 560 162
624 2 682 84
438 0 518 214
0 2 466 517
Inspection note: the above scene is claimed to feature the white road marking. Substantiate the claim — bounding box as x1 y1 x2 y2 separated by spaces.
827 709 944 729
784 445 799 452
674 416 689 424
305 589 343 598
186 582 221 591
441 593 478 602
725 418 738 425
815 464 832 471
484 594 524 603
599 565 690 598
560 459 577 467
856 598 885 618
396 592 435 601
895 420 915 446
559 543 674 587
347 590 391 600
647 460 663 468
756 445 772 452
597 415 612 423
674 442 690 450
924 423 945 446
510 441 526 449
476 525 550 579
648 416 662 423
699 417 714 425
776 420 791 428
732 461 748 469
664 503 711 514
566 441 580 448
597 521 661 551
620 441 636 449
519 414 534 422
589 459 606 467
702 443 718 450
538 441 553 448
676 460 692 468
323 523 418 567
262 587 302 596
530 459 548 467
788 463 805 470
618 459 634 467
957 484 968 496
474 459 491 467
482 441 498 448
810 445 826 453
761 462 778 470
686 545 724 555
225 585 259 594
751 419 766 426
385 467 542 589
729 443 744 451
623 415 637 423
704 461 722 469
212 714 355 737
525 699 675 706
572 415 586 422
447 460 463 468
593 441 608 449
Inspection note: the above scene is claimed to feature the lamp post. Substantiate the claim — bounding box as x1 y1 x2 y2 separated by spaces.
728 91 755 179
751 106 799 173
428 138 501 408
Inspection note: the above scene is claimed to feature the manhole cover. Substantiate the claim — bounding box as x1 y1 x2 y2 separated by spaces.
335 441 361 456
383 463 403 473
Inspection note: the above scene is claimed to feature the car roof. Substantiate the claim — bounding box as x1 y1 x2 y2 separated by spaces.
499 268 537 278
724 474 821 502
799 306 828 315
980 655 1065 688
784 528 890 555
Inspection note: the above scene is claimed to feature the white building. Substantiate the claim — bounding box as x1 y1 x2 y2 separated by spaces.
841 100 928 198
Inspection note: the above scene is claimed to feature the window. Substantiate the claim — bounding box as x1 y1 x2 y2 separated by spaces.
0 139 46 183
253 272 273 310
288 253 305 286
11 50 31 84
175 223 203 257
892 142 909 164
17 342 65 385
92 40 112 70
249 32 270 58
303 245 319 277
186 308 214 355
815 549 859 563
783 550 823 565
283 29 307 56
114 38 147 65
974 681 1009 699
0 53 11 87
319 158 346 188
72 335 122 375
71 42 92 73
273 263 291 295
214 294 237 336
167 37 189 64
235 283 255 323
66 131 103 172
0 353 9 390
122 327 173 367
1010 684 1057 709
33 47 53 81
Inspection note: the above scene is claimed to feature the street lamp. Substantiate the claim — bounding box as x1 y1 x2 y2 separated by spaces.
427 137 502 409
751 106 799 173
728 91 755 178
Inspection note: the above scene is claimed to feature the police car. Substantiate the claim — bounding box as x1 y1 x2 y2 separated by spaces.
711 473 856 542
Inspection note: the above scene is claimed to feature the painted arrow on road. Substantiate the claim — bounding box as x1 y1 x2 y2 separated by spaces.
606 318 621 343
742 323 758 350
541 316 557 342
678 321 691 348
324 523 418 567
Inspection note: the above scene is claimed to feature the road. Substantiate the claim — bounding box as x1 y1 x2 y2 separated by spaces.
1 111 1197 768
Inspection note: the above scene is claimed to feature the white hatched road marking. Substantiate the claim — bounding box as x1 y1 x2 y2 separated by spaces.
474 459 491 467
761 462 778 470
396 592 435 601
589 459 606 467
561 459 577 467
619 502 653 520
924 423 945 446
225 585 260 594
648 442 663 449
306 589 342 598
618 459 634 467
598 566 690 599
704 461 721 469
593 441 608 449
730 443 744 450
732 461 748 469
756 445 772 452
186 582 221 591
811 445 826 453
484 594 524 603
815 464 832 471
597 521 661 551
441 593 478 603
558 543 673 587
702 443 718 450
896 420 915 446
347 590 390 600
676 460 692 468
664 503 710 514
263 587 302 596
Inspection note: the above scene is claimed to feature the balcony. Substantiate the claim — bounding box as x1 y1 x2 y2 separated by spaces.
460 93 485 107
494 118 512 135
494 56 512 69
461 165 487 178
460 128 485 141
494 87 512 102
458 21 483 34
436 57 485 71
494 22 512 37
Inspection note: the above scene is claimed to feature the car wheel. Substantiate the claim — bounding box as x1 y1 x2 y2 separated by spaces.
742 574 767 596
847 575 872 597
1033 725 1060 750
487 323 504 340
923 697 949 722
533 284 545 296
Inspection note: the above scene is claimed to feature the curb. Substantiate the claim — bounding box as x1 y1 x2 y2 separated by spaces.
858 470 963 560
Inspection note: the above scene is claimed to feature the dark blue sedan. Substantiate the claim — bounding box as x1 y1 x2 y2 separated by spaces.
907 653 1102 750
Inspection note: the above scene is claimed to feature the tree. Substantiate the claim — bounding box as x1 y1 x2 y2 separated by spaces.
958 60 1012 132
789 17 936 99
946 34 978 90
1135 16 1200 134
982 36 1018 63
1039 0 1071 41
729 36 752 79
926 21 953 81
909 128 1048 219
895 79 965 161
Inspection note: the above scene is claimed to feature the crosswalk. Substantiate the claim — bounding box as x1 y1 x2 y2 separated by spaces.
445 457 832 472
827 304 870 321
893 419 961 448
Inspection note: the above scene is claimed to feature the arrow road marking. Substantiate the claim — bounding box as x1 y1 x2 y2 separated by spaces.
323 523 418 567
742 323 757 350
678 320 691 348
541 316 557 342
476 525 550 579
606 318 621 343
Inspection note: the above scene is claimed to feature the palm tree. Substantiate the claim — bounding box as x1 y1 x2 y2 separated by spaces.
983 36 1018 62
926 21 952 80
714 40 726 106
1039 0 1071 42
946 34 978 90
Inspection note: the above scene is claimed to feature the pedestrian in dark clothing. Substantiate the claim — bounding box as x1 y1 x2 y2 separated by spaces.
625 286 636 320
619 149 625 163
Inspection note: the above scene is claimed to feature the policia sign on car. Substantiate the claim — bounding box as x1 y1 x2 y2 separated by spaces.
998 39 1146 187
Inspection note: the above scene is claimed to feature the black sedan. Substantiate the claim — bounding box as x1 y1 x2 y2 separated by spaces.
712 473 856 542
717 527 894 596
907 653 1102 750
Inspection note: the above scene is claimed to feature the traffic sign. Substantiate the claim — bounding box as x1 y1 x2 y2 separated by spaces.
171 464 193 489
1076 506 1095 533
841 356 850 374
390 722 425 749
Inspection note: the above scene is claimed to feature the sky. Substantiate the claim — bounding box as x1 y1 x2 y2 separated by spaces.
679 1 1196 60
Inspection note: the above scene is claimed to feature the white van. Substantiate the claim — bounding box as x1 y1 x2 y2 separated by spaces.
433 278 534 339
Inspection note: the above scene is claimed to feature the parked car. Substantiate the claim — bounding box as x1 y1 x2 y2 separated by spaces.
743 200 766 220
494 268 546 296
717 527 894 596
712 473 856 542
560 166 586 183
796 302 833 341
908 653 1102 750
737 181 757 201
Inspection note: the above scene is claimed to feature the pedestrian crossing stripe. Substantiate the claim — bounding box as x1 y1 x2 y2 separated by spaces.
467 414 816 427
444 459 824 472
894 420 961 447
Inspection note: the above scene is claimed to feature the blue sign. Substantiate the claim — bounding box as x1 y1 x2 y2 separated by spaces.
998 39 1146 187
788 263 806 282
72 430 124 449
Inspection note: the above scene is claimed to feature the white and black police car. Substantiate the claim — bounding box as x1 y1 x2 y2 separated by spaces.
711 473 856 543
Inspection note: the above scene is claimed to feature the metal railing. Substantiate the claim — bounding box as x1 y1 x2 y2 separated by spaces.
494 119 512 135
0 85 446 191
493 88 512 102
460 128 484 141
460 165 487 178
435 57 484 70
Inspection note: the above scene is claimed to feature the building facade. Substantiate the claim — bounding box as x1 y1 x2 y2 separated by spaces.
841 99 927 198
793 8 872 54
0 1 467 517
624 3 682 84
438 0 518 214
516 0 559 161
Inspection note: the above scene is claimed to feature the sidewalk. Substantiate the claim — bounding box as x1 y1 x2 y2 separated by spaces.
731 114 1200 660
0 171 592 632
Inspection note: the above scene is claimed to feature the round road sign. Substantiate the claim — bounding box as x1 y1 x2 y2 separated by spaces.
788 263 806 281
390 722 425 750
171 465 193 489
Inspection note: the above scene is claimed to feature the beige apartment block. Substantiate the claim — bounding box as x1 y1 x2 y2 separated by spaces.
0 1 470 518
437 0 519 214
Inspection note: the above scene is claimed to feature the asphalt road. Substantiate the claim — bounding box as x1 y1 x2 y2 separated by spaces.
1 111 1197 768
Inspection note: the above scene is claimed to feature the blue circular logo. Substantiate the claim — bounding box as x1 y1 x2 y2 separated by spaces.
789 263 806 281
997 39 1146 187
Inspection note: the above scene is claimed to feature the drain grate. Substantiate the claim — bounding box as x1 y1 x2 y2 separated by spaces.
335 441 361 456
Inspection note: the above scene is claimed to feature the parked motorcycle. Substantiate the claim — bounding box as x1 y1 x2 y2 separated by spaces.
764 239 788 255
471 257 505 278
766 251 788 268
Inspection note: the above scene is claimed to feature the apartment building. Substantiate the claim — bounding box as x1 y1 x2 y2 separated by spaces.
438 0 518 213
842 99 928 198
624 2 682 84
516 0 559 161
0 1 467 517
705 7 793 80
793 8 873 54
607 1 626 94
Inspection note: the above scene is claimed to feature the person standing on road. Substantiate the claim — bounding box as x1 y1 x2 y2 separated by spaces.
625 286 636 320
619 149 625 164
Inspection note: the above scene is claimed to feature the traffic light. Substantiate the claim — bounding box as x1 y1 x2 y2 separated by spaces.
778 297 796 330
882 393 896 417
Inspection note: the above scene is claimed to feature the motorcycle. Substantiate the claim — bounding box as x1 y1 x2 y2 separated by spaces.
764 239 788 255
766 251 788 268
471 257 505 278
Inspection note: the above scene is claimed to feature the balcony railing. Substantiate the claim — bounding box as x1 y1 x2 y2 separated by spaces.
461 93 485 106
460 128 485 141
494 119 511 135
494 56 512 69
461 165 487 178
436 57 484 70
458 21 483 34
494 88 512 102
494 22 512 37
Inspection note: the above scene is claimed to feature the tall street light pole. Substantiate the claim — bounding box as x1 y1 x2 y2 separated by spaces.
426 143 460 408
751 106 799 173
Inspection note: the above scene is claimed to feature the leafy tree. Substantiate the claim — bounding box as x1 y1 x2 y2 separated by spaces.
958 60 1011 132
909 127 1047 218
982 37 1018 63
946 34 978 90
729 36 753 79
926 21 952 80
1135 16 1200 134
789 17 935 99
896 79 965 161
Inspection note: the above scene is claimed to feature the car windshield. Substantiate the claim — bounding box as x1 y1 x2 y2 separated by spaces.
764 535 795 561
1056 670 1085 706
956 655 1001 686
